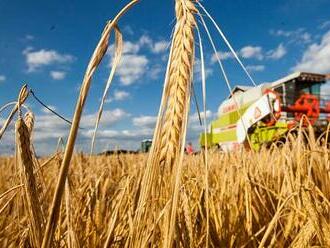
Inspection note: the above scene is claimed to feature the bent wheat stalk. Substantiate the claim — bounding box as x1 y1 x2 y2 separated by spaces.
90 25 123 154
0 84 29 140
41 1 139 247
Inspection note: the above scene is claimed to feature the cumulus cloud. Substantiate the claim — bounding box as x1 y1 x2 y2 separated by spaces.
292 31 330 73
23 47 74 72
132 115 157 128
211 51 234 63
0 75 5 82
267 43 287 60
50 71 66 80
240 46 263 60
194 59 213 81
80 109 130 128
151 41 169 54
138 34 152 45
116 54 149 85
122 41 141 54
0 107 141 155
41 105 57 114
108 34 170 84
31 108 128 141
270 28 312 44
83 128 153 141
320 21 330 30
189 110 213 124
108 90 130 102
149 65 163 79
211 46 263 63
123 25 134 35
246 65 265 72
25 34 34 41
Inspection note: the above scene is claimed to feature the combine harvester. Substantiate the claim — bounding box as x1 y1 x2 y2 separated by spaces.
200 72 330 151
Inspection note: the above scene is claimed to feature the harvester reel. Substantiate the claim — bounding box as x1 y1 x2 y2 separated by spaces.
294 94 320 125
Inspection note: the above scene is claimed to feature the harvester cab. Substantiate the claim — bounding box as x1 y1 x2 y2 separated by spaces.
200 72 330 151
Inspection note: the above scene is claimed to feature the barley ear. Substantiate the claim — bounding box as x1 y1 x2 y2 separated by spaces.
15 117 44 247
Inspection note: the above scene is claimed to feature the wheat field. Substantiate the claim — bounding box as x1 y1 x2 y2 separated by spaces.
1 130 330 247
1 0 330 247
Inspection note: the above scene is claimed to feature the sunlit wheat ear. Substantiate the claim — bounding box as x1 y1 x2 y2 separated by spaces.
15 117 44 248
155 0 197 170
132 0 197 247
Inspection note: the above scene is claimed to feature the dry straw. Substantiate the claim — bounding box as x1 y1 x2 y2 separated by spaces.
41 1 139 247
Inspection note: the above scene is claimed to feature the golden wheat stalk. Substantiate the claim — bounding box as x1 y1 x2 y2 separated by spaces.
41 2 139 247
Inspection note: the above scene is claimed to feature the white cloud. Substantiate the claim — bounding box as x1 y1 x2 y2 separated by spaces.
211 51 234 63
138 35 153 47
41 105 57 114
0 75 6 82
81 109 130 128
23 48 74 72
194 59 213 81
25 34 34 41
123 25 134 35
33 108 128 136
240 46 263 60
292 31 330 73
149 65 163 79
270 28 311 44
108 90 130 102
151 41 169 54
132 115 157 128
0 107 148 155
82 127 153 143
109 35 172 85
320 21 330 30
267 43 287 60
190 110 213 124
246 65 265 72
123 41 141 54
50 71 66 80
116 54 148 85
211 46 263 63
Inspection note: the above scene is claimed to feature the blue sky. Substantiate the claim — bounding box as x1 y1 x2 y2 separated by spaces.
0 0 330 155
